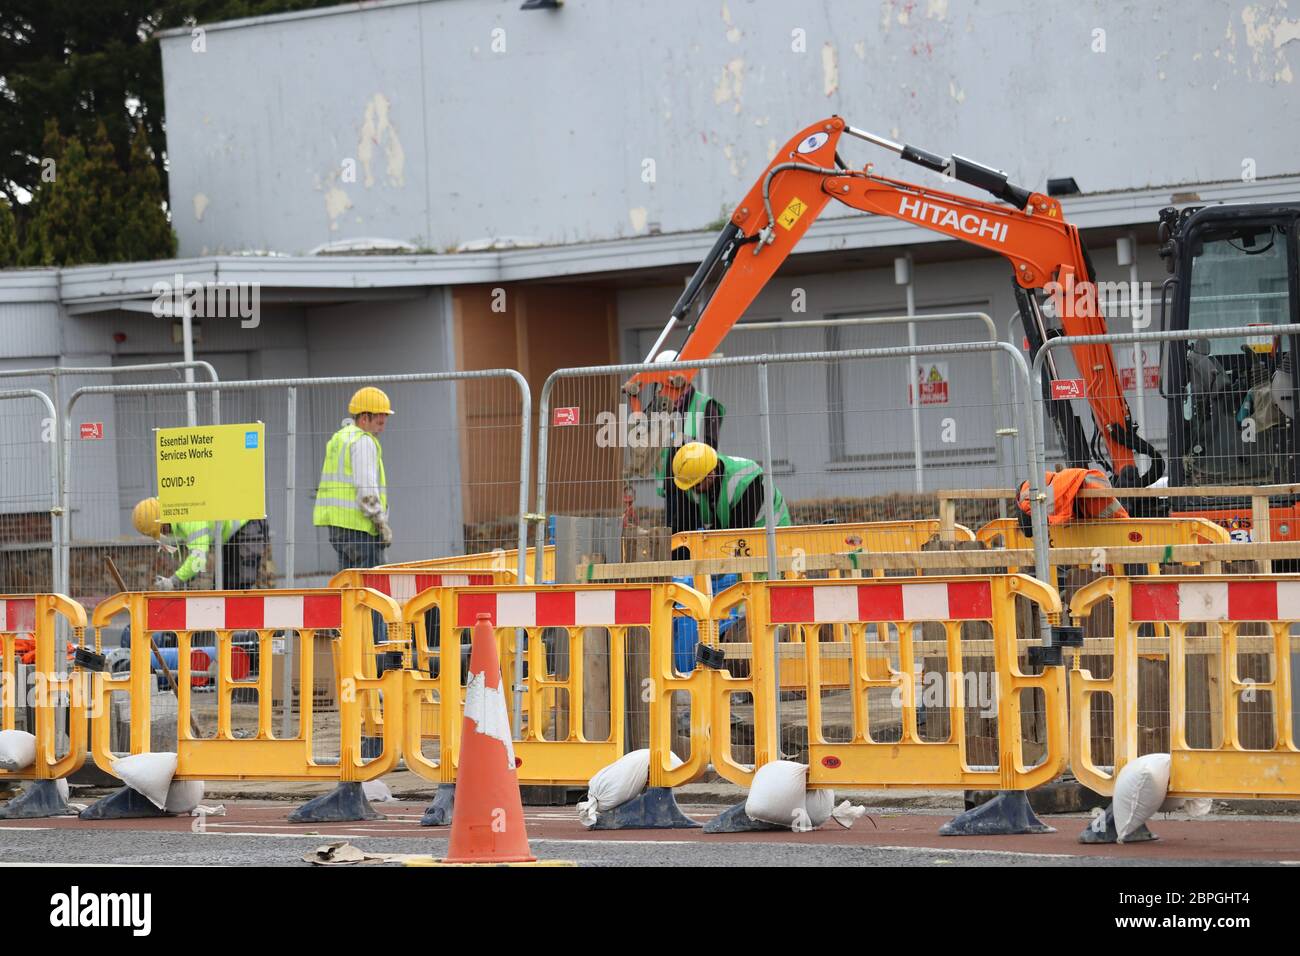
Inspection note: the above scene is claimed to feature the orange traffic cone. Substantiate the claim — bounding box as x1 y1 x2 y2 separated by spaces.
443 612 536 864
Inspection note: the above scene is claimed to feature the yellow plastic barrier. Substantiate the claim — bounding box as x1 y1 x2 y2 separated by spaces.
88 587 403 782
379 546 554 584
707 575 1066 791
400 581 710 788
975 516 1230 574
1070 575 1300 799
0 594 89 785
329 567 518 747
672 520 975 590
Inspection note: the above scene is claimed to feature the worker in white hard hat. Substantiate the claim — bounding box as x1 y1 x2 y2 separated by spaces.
672 441 790 531
313 386 394 570
132 497 267 590
650 349 725 549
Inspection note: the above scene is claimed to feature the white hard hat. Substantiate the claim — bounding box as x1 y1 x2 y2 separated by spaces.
654 349 679 364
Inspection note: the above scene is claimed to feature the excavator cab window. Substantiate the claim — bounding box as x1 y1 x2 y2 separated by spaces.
1166 211 1298 488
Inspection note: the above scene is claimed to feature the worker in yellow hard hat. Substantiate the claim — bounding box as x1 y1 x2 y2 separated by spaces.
313 386 394 570
650 350 726 540
132 497 267 590
671 441 791 533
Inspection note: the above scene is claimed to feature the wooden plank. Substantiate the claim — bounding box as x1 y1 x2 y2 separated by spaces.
579 541 1300 579
1252 495 1272 575
939 483 1300 501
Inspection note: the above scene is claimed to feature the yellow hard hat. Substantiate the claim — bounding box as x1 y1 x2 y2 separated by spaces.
133 497 162 538
673 441 718 490
349 386 394 416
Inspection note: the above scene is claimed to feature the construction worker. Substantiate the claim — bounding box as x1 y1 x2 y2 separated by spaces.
651 351 726 537
1015 466 1129 535
314 386 393 570
131 497 267 589
671 441 791 533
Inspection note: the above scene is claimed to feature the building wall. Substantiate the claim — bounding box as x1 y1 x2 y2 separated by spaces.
160 0 1300 257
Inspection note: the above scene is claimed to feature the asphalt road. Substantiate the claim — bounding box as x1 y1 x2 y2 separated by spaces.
0 801 1294 867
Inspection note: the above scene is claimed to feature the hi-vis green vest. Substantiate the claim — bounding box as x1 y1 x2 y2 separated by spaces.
694 454 791 529
171 520 245 583
656 390 726 496
313 424 387 535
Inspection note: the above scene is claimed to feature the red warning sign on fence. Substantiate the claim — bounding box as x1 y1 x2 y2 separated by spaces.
908 362 949 406
1050 379 1087 400
80 422 104 440
552 407 580 427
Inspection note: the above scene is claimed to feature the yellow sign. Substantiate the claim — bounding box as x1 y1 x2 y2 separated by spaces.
156 423 266 522
777 196 807 230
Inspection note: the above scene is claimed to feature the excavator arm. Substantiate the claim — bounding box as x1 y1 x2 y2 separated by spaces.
625 116 1155 480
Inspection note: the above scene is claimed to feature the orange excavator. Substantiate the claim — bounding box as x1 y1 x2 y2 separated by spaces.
623 117 1299 542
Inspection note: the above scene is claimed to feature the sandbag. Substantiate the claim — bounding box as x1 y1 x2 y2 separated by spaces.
746 760 809 827
362 779 393 803
1159 796 1212 817
0 729 36 772
1113 753 1170 843
113 752 178 810
164 780 206 814
577 749 683 826
804 788 835 828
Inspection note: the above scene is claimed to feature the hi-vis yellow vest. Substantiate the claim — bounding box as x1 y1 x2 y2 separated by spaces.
313 424 387 534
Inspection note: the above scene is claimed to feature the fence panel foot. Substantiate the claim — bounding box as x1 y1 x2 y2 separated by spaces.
591 787 701 830
288 782 379 823
420 783 456 827
939 790 1054 836
80 785 169 820
0 779 72 819
702 801 782 833
1078 803 1157 844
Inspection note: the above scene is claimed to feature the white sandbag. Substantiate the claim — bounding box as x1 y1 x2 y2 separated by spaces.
804 788 835 828
164 780 205 814
577 749 683 826
112 752 178 809
746 760 809 827
0 729 36 772
830 800 868 829
1113 753 1170 843
1159 795 1212 817
362 779 393 803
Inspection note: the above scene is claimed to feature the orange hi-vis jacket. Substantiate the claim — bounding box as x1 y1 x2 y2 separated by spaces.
1017 468 1129 525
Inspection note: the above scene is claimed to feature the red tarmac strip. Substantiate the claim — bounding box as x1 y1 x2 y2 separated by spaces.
3 801 1298 862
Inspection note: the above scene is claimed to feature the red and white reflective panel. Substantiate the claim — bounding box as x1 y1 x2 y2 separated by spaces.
0 599 36 633
361 572 495 601
456 589 652 628
146 594 342 631
1130 580 1300 622
768 581 993 624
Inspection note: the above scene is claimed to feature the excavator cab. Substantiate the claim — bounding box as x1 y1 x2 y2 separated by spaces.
1158 204 1299 499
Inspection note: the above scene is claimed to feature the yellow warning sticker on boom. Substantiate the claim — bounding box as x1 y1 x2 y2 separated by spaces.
777 196 807 230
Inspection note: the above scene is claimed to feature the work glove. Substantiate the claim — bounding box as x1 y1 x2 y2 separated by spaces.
154 574 180 591
375 518 393 548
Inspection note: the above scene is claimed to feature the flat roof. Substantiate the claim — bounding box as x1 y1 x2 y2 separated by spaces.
4 173 1297 311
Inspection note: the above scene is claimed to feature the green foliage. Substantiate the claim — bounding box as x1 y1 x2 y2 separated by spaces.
0 198 18 266
17 120 176 266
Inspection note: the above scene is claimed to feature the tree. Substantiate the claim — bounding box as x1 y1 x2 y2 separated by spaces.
16 120 171 266
116 124 176 261
0 198 18 266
